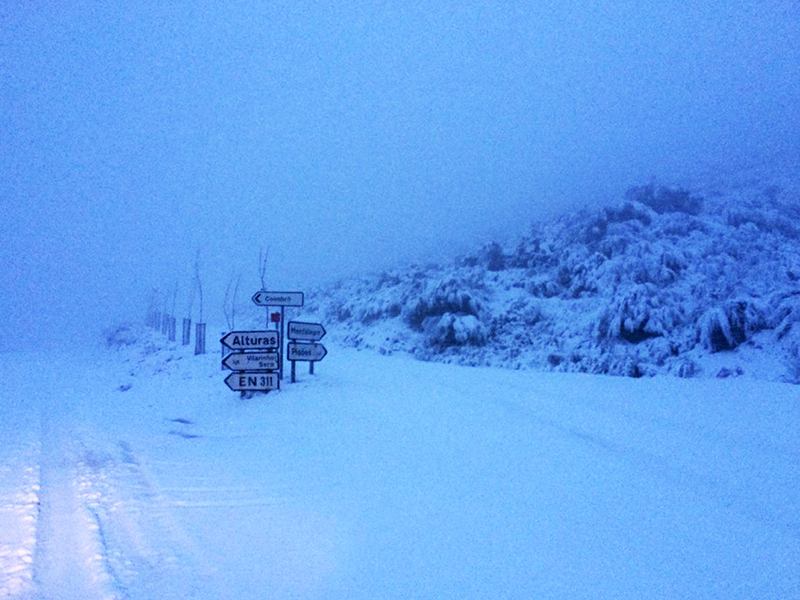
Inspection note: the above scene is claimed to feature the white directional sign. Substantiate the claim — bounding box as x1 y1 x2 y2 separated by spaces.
288 342 327 362
222 352 280 372
224 372 279 391
252 291 304 307
287 321 326 342
220 330 279 351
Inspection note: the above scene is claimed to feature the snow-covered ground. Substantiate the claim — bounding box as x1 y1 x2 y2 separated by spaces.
2 327 799 599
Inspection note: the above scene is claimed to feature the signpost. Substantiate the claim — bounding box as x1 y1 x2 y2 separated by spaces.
252 292 305 377
220 292 328 392
286 321 327 382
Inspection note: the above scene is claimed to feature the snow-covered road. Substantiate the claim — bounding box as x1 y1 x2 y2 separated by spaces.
2 339 799 599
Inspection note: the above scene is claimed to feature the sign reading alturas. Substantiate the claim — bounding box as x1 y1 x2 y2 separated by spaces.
220 330 279 351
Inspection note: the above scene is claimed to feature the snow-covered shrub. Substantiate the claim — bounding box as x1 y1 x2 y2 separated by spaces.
604 200 655 225
595 283 684 343
359 300 402 324
481 241 506 271
423 313 487 348
405 276 485 331
698 299 767 352
324 271 409 325
510 234 558 270
626 183 703 215
526 273 560 298
726 207 799 239
675 358 701 378
105 323 140 348
330 301 353 322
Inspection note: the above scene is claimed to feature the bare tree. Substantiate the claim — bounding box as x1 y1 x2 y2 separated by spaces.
223 273 241 331
258 246 270 290
146 287 159 328
194 249 204 323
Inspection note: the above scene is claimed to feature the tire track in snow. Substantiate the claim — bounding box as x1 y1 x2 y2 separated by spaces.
34 423 217 599
0 440 40 600
72 437 218 599
22 345 219 600
34 414 119 600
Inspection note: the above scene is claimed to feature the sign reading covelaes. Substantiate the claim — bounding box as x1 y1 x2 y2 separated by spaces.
252 291 304 307
287 321 326 342
220 330 279 351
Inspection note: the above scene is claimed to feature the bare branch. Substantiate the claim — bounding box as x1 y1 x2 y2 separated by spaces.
258 247 270 290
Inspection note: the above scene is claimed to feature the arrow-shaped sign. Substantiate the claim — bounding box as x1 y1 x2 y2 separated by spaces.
224 372 280 391
220 330 279 351
287 342 327 362
222 352 280 372
287 321 326 342
252 291 304 307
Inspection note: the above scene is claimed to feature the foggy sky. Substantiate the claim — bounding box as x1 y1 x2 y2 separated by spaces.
2 1 799 350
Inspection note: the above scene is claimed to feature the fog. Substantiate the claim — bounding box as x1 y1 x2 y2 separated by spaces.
2 1 798 350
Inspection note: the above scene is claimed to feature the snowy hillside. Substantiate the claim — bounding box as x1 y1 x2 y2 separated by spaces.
2 328 799 599
309 157 800 382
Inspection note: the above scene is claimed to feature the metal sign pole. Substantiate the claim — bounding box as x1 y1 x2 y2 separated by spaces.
280 307 286 379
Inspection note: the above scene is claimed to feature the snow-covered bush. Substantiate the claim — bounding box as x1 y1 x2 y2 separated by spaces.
698 299 767 352
526 273 560 298
423 313 487 348
105 323 140 348
596 283 685 343
626 183 703 215
405 275 486 331
481 241 506 271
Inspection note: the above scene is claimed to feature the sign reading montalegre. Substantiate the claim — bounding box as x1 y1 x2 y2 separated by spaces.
287 321 326 342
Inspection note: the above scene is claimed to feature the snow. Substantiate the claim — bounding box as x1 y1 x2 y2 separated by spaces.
4 156 800 598
2 328 799 599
